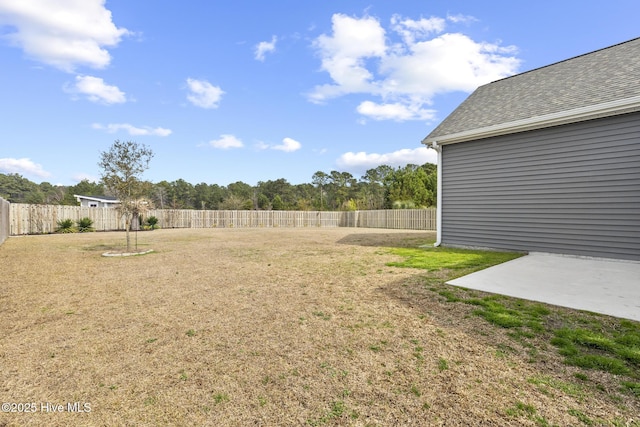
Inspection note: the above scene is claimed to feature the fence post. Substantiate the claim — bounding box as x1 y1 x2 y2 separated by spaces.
0 197 9 245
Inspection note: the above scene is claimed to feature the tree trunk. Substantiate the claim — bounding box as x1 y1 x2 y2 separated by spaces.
125 215 131 252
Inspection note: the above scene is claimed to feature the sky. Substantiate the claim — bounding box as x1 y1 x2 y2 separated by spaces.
0 1 638 187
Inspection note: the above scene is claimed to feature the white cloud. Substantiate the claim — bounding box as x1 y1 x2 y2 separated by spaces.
92 123 172 136
255 35 277 61
66 75 126 104
254 141 270 150
0 0 130 72
309 13 520 122
208 134 243 149
336 147 436 172
310 13 387 102
272 137 301 152
390 14 445 45
381 33 519 97
446 14 478 24
0 157 51 178
255 137 302 152
186 78 224 109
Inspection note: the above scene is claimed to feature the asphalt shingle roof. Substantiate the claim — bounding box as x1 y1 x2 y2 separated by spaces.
425 37 640 141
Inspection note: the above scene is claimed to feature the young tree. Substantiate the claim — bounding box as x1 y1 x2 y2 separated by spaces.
312 171 329 210
360 165 393 209
384 164 436 208
98 140 154 252
329 171 355 210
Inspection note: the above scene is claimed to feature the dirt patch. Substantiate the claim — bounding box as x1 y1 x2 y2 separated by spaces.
101 249 154 257
0 228 637 426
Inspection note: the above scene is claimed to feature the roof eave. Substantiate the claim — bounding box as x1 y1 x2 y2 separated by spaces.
422 95 640 146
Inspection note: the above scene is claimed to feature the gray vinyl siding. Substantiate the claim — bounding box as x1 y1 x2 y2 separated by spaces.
441 112 640 260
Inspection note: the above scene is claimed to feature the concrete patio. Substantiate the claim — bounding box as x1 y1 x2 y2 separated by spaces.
448 252 640 322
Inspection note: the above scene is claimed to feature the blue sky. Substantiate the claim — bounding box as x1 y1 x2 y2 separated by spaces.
0 1 638 186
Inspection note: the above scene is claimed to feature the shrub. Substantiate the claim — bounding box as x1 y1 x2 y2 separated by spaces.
55 219 76 233
392 200 416 209
146 216 159 230
76 217 94 232
342 199 358 211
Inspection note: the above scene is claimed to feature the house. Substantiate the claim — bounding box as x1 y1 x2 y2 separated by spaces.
422 38 640 261
74 194 120 208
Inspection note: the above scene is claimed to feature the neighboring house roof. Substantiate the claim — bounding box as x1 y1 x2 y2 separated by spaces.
73 195 120 204
423 37 640 145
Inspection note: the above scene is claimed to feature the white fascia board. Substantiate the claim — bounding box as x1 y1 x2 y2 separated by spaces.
73 194 120 204
422 95 640 146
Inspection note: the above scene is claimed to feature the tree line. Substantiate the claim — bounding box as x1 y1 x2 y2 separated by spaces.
0 163 436 211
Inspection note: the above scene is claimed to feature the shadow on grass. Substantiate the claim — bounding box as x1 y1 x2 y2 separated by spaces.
336 231 436 248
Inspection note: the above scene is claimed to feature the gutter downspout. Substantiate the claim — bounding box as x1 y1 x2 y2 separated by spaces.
431 141 442 247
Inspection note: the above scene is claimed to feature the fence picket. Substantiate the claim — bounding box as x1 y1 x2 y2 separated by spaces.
8 204 436 235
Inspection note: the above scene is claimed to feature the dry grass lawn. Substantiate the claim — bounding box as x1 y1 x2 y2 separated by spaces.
0 228 638 426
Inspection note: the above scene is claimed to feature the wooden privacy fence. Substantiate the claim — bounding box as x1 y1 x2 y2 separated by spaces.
9 204 436 235
10 204 126 235
0 197 9 245
149 209 345 229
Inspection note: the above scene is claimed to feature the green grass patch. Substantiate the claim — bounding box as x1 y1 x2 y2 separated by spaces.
312 311 331 320
621 381 640 397
504 401 555 426
573 372 589 381
567 408 593 425
386 246 523 271
528 375 585 400
437 289 462 302
474 306 523 328
385 243 640 399
409 384 421 397
505 400 537 417
307 400 351 426
467 297 550 332
213 393 229 404
552 326 640 377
